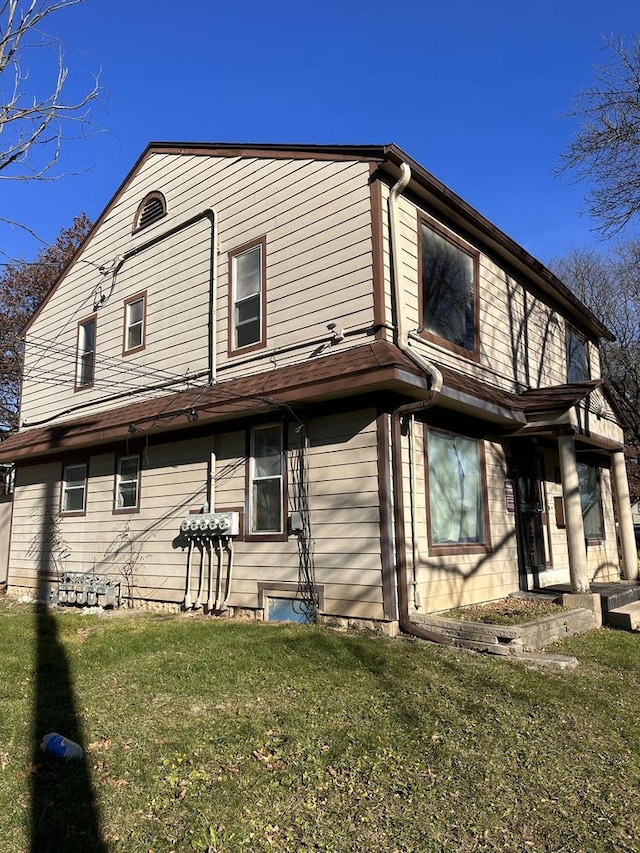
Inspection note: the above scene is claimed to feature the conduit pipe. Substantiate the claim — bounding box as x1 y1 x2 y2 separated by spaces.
194 541 204 610
183 538 194 610
387 162 451 645
206 539 214 613
221 538 235 609
214 537 223 611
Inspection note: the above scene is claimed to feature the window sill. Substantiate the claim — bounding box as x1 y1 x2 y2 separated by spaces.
245 532 288 543
428 542 491 557
416 329 480 362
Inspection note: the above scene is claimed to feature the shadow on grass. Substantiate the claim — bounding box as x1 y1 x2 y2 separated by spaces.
30 466 106 852
31 603 107 853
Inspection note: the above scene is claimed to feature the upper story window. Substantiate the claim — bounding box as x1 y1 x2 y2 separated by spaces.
425 428 489 554
566 326 590 383
114 454 140 512
61 462 87 515
123 292 146 355
75 315 96 389
229 237 266 354
133 191 166 233
419 217 478 356
249 423 284 536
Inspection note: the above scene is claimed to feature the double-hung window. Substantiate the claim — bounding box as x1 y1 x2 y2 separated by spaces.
123 293 146 354
114 455 140 511
61 463 87 514
229 237 266 353
566 327 589 383
249 423 284 535
577 462 604 539
419 218 478 356
426 428 489 552
75 316 96 388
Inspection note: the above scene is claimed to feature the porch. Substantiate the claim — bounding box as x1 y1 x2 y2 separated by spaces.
527 581 640 630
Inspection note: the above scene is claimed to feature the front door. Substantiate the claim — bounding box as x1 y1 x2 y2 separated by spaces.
511 448 546 590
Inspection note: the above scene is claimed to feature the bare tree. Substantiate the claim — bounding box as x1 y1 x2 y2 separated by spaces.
550 242 640 494
558 35 640 236
0 0 99 202
0 212 92 430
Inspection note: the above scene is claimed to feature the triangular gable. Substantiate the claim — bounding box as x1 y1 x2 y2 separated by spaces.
22 142 392 336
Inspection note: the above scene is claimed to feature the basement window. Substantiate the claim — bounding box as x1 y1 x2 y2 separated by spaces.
266 596 312 624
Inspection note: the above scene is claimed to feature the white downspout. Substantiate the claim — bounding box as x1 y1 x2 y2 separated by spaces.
388 163 443 616
388 162 443 393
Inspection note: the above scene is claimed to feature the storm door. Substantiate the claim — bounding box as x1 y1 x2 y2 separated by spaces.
511 446 546 590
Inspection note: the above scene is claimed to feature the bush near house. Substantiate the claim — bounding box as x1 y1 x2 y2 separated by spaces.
2 599 640 853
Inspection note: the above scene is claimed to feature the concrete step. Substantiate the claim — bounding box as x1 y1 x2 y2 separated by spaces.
606 601 640 631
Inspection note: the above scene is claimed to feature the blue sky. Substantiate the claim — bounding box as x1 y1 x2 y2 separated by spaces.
2 0 638 266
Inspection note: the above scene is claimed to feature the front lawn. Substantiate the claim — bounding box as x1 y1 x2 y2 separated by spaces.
1 598 640 852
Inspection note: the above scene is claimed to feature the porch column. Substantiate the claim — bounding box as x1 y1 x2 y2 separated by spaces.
611 450 639 580
558 432 590 593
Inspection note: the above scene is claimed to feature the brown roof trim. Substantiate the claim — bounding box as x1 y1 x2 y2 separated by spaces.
519 380 603 416
144 141 388 163
381 144 614 342
0 341 426 463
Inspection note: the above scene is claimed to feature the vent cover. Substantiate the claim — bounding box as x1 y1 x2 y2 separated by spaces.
134 192 166 231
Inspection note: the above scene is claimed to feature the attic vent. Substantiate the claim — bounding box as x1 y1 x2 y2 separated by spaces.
133 191 166 232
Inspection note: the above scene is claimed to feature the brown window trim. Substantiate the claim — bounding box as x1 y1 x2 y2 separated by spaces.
227 235 267 357
60 458 89 517
423 425 492 556
244 421 288 542
417 212 481 362
132 191 167 234
122 290 147 356
112 452 142 515
74 313 97 393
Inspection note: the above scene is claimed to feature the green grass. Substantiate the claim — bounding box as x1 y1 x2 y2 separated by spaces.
2 598 640 852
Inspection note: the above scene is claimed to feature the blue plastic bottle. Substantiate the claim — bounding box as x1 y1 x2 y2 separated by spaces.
40 732 84 759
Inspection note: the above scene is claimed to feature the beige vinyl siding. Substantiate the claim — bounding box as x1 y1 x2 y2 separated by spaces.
8 460 62 590
8 409 386 620
405 424 519 613
0 494 12 584
381 188 597 395
20 155 376 428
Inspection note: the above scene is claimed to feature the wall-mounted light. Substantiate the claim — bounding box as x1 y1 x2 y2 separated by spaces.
327 322 345 343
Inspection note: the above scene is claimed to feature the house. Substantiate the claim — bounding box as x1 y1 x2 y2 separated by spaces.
0 142 636 635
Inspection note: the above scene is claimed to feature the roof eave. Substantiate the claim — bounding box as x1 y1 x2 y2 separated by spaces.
381 144 614 343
